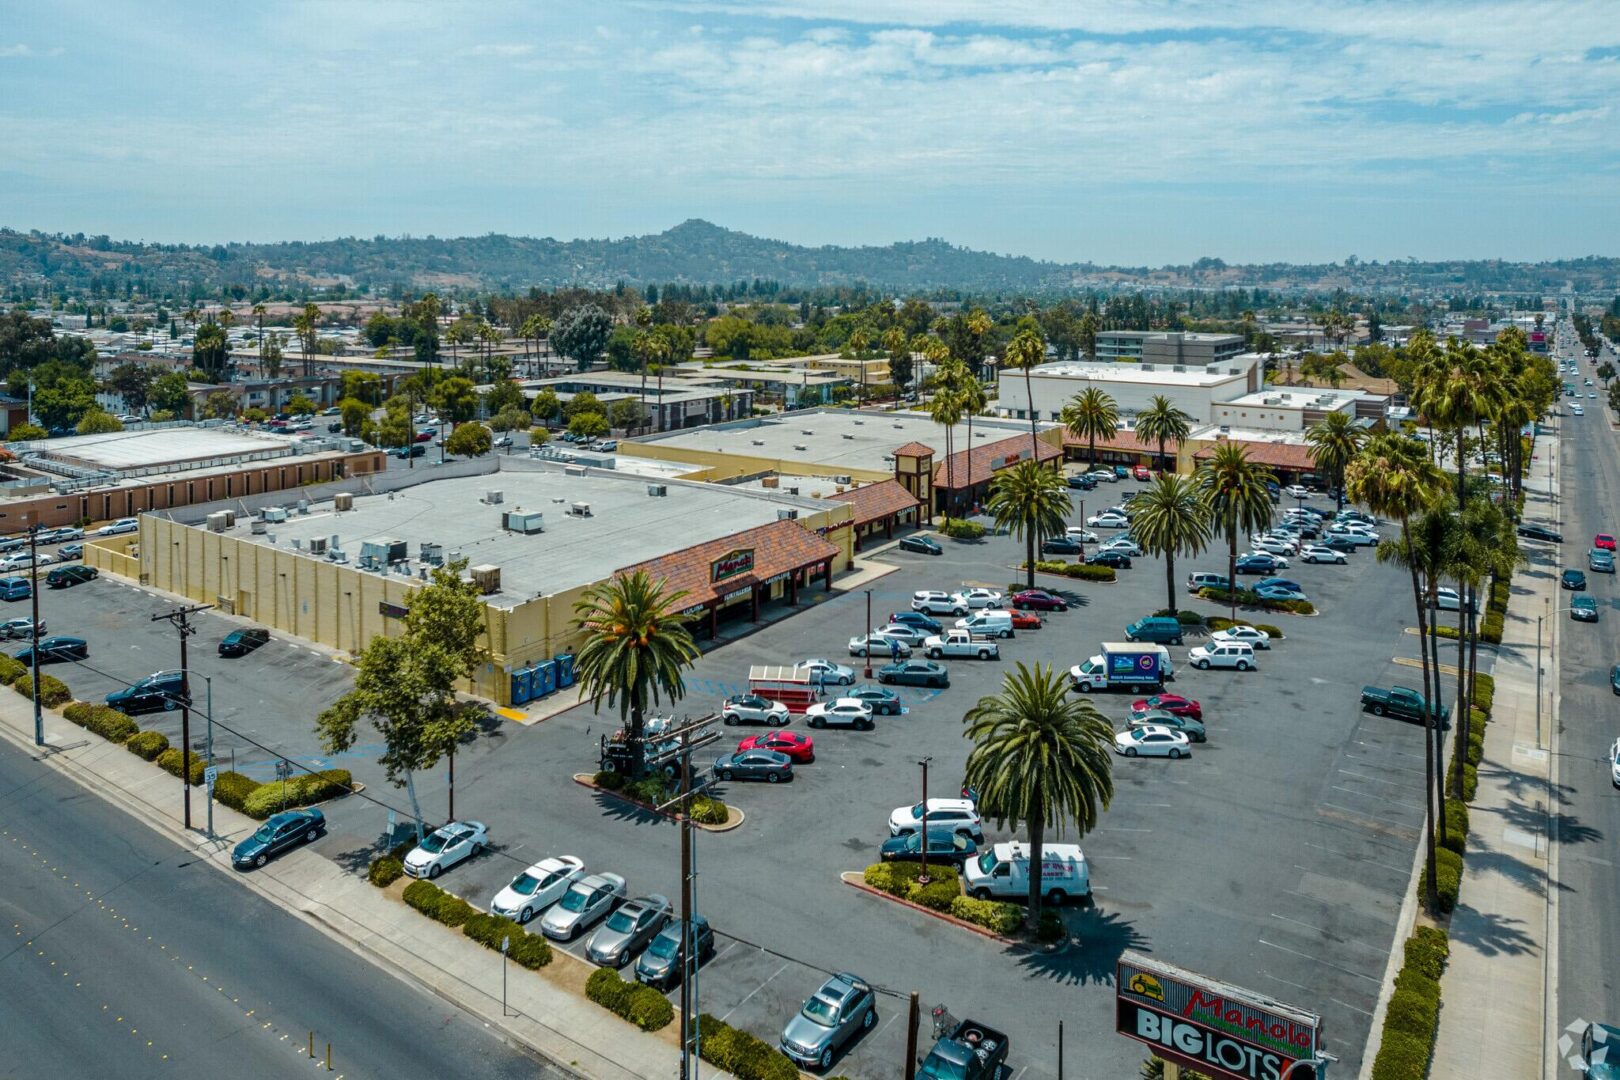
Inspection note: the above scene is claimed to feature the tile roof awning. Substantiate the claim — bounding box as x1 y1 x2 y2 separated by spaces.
827 479 924 526
1061 429 1158 455
933 433 1062 491
891 441 935 458
614 518 839 609
1192 440 1316 470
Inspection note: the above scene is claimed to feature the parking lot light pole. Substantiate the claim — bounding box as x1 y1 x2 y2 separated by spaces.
863 589 873 679
27 522 42 746
916 756 932 885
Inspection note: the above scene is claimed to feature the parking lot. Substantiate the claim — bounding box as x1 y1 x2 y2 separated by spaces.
20 488 1436 1078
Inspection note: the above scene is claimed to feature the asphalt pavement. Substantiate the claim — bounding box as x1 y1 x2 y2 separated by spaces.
0 733 556 1080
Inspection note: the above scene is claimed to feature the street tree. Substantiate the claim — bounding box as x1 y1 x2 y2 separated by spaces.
988 460 1071 590
148 370 192 416
1305 410 1367 511
1002 327 1046 456
551 304 613 372
445 422 493 457
339 397 371 437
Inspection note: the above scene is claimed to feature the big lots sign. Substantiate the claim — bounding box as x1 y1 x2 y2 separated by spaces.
1116 952 1321 1080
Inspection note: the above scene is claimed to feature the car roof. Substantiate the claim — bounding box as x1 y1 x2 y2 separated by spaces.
819 972 870 1000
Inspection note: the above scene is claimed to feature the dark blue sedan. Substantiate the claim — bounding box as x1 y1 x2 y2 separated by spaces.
233 808 326 870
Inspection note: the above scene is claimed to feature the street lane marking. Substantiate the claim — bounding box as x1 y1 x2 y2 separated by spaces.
1257 938 1379 983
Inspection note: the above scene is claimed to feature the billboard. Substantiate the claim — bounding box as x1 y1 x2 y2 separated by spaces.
1116 952 1321 1080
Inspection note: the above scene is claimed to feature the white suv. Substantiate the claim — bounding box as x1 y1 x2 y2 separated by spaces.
1187 642 1257 671
887 798 984 840
912 591 968 616
957 588 1003 610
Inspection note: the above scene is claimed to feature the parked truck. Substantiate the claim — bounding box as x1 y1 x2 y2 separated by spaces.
923 630 1000 660
1068 643 1171 692
1360 685 1446 725
915 1012 1010 1080
962 841 1090 904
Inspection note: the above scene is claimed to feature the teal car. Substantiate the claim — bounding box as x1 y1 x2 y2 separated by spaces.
1572 595 1599 622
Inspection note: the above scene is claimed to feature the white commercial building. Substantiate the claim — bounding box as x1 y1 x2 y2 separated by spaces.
1209 388 1367 434
997 354 1264 427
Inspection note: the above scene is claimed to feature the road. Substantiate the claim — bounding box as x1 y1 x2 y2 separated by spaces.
1553 328 1620 1042
0 736 556 1080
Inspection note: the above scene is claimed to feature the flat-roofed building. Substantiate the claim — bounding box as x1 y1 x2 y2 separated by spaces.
996 354 1264 428
1094 331 1247 365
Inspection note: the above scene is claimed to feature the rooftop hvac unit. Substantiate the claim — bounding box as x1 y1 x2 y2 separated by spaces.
503 510 544 534
834 475 852 485
841 433 855 440
206 511 230 533
328 549 348 564
291 538 303 550
564 464 587 477
262 506 289 523
469 564 501 595
801 430 814 435
222 510 237 527
893 423 904 429
482 490 504 505
646 484 668 497
568 502 592 518
751 439 766 446
297 500 310 514
360 540 390 566
787 486 799 495
777 508 799 520
420 542 443 565
793 444 807 451
853 419 864 425
250 520 267 535
308 536 327 555
334 492 354 511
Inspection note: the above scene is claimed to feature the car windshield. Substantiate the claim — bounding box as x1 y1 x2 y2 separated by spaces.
605 909 637 933
559 886 593 912
801 996 840 1026
419 833 450 853
510 872 541 895
251 824 277 843
919 1050 971 1080
976 850 999 874
647 933 678 959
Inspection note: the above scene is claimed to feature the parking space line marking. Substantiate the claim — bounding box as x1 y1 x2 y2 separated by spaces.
718 960 789 1023
1270 912 1389 955
1330 996 1374 1017
1329 784 1424 811
711 940 743 964
1319 801 1421 833
1335 767 1410 788
1257 938 1379 983
1101 826 1151 832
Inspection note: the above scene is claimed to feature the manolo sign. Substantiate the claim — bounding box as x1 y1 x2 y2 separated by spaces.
710 547 756 584
1115 952 1321 1080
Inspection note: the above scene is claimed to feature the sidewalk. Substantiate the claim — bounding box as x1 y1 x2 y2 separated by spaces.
1429 431 1557 1080
0 692 730 1080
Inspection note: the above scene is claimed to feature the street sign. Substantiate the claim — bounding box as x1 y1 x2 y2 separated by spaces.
203 766 218 789
1116 951 1321 1080
501 936 510 954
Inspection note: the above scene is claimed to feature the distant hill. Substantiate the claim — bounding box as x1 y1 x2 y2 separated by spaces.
2 219 1616 296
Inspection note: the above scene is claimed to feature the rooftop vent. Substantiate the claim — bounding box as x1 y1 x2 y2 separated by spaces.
250 520 267 535
647 484 667 496
777 508 799 520
261 506 289 523
841 433 855 440
834 475 852 485
793 444 807 451
308 536 327 555
419 542 443 565
564 465 587 477
751 439 765 446
482 489 504 505
568 502 592 518
853 419 864 425
503 510 544 534
801 430 814 436
469 564 501 595
334 492 354 511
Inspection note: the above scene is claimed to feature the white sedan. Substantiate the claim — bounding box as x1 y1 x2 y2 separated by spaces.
1065 526 1099 543
97 518 139 536
1087 512 1130 529
848 633 912 658
1283 484 1312 499
1249 535 1298 556
1298 545 1347 564
1098 537 1144 557
805 698 875 730
490 855 585 924
1241 550 1290 569
799 658 855 685
1113 725 1192 759
402 820 489 880
957 588 1003 609
1211 625 1272 650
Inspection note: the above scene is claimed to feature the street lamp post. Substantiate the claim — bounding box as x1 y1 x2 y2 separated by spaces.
916 756 932 885
26 522 42 747
863 589 873 679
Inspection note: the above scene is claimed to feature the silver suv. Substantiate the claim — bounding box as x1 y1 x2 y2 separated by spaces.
780 972 876 1070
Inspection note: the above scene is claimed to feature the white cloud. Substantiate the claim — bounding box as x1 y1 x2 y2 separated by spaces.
460 43 535 57
0 44 32 57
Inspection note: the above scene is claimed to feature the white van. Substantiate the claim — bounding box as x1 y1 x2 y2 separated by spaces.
954 610 1014 639
963 841 1090 904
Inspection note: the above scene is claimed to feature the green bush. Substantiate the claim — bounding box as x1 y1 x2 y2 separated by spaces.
434 891 475 927
938 518 986 540
1466 728 1485 766
0 654 26 683
1197 588 1314 614
13 672 71 708
508 932 553 970
239 769 353 818
63 701 138 744
463 912 520 949
586 968 673 1032
948 895 1024 935
1403 926 1450 981
697 1013 801 1080
1473 673 1495 715
1480 611 1504 644
592 769 626 791
125 729 169 760
1369 926 1447 1080
1204 616 1283 638
1431 624 1460 639
157 747 207 785
1029 560 1116 582
368 856 404 887
1447 758 1479 802
211 770 260 812
688 795 729 825
1440 800 1469 853
1421 847 1464 914
913 879 962 912
1152 609 1206 626
403 878 441 916
1141 1059 1215 1080
1371 1029 1435 1080
1384 988 1440 1040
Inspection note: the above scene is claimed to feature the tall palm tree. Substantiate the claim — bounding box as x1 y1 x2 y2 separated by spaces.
1195 444 1276 620
1061 387 1118 471
950 361 988 495
1304 410 1368 511
1451 498 1525 799
1428 337 1501 503
1134 395 1193 475
928 361 965 520
252 302 267 373
962 662 1114 928
1347 433 1447 910
1130 474 1212 616
988 461 1072 590
572 570 700 777
1003 328 1047 457
847 327 871 405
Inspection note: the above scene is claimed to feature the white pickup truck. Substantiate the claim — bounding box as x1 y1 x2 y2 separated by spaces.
923 630 1000 661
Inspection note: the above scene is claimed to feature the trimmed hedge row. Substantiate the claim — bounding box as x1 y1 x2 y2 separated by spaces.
697 1012 801 1080
862 862 1024 935
12 671 71 708
1369 927 1449 1080
401 879 555 968
1440 799 1469 854
62 700 138 744
1420 847 1464 914
585 967 674 1032
368 856 405 887
158 746 207 785
240 770 353 819
125 729 169 760
1196 587 1316 615
0 654 27 683
1028 560 1117 582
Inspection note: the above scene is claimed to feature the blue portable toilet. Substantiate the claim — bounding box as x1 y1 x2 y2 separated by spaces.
510 666 533 705
534 660 558 698
555 653 576 689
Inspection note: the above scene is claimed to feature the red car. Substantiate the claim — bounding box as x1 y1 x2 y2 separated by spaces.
737 730 815 764
1596 533 1616 551
1129 693 1203 721
1011 589 1068 612
1133 465 1153 481
1009 609 1043 630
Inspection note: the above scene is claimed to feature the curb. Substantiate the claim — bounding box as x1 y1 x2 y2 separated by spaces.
837 871 1042 950
572 774 745 833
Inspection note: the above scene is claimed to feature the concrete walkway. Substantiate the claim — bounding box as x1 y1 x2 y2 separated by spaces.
1429 431 1557 1080
0 692 730 1080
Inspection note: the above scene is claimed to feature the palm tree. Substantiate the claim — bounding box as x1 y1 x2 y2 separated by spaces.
1061 388 1118 472
1304 410 1367 511
1347 434 1447 910
1003 327 1048 457
252 303 267 373
1134 395 1193 475
847 327 871 405
927 368 964 521
988 460 1072 590
962 662 1114 928
950 361 988 494
1130 474 1212 616
1195 444 1276 619
1428 337 1501 503
572 570 700 778
1451 498 1524 799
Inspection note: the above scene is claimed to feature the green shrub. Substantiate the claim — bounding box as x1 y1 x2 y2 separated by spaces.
913 879 962 912
1036 908 1065 942
1403 926 1450 981
157 747 207 785
1431 624 1460 639
508 932 553 970
13 672 71 708
1421 847 1464 914
125 729 169 760
1447 758 1479 802
1371 1029 1435 1080
1384 988 1440 1040
1029 560 1115 582
368 856 404 887
433 891 475 928
1197 588 1314 615
211 770 260 812
697 1013 800 1080
63 701 139 744
1473 673 1495 715
938 517 986 540
0 654 25 683
1393 967 1439 1001
586 968 673 1032
592 769 626 791
240 769 353 818
403 879 441 916
863 861 960 903
1480 611 1504 644
463 912 520 949
948 895 1024 935
688 795 729 825
1154 609 1205 626
1466 728 1485 766
1440 800 1469 853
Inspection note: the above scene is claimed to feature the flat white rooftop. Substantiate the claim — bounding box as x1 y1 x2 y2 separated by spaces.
1189 425 1311 445
1224 389 1363 409
28 427 297 474
1026 361 1251 387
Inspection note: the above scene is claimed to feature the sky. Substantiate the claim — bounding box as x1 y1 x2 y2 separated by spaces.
1 1 1617 266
